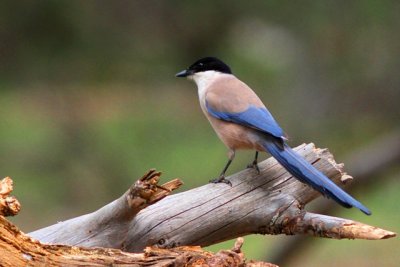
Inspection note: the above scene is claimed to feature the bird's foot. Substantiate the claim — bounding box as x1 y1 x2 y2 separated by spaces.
246 161 260 174
209 175 232 186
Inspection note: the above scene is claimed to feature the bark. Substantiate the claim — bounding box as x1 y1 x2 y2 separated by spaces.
29 143 396 252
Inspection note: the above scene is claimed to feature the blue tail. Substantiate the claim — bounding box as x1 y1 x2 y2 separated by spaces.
263 140 371 215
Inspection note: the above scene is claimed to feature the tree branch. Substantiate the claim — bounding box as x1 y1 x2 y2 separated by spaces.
29 143 396 252
281 211 394 240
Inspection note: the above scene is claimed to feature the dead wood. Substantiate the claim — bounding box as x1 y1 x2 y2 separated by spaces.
28 143 396 252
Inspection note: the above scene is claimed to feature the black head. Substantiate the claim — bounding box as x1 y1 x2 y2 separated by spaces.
176 57 232 77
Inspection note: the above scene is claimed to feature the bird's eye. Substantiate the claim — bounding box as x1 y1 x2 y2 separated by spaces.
199 63 204 66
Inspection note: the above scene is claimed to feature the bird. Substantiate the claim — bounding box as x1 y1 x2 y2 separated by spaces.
175 56 371 215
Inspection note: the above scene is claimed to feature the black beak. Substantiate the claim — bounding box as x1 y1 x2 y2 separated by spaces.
175 69 192 77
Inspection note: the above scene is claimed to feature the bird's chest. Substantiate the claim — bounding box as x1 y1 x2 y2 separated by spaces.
197 90 262 151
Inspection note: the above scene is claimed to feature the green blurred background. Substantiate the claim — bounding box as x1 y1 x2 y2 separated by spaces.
1 1 399 266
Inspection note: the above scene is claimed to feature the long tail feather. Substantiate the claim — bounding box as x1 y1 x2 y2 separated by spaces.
263 140 371 215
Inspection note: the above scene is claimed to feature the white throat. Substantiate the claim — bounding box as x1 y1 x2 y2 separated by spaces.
191 70 223 89
190 71 230 100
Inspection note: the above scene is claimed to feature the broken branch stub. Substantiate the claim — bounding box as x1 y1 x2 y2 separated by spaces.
0 177 21 217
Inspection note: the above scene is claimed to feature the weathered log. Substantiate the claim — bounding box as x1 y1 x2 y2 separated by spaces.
29 143 396 252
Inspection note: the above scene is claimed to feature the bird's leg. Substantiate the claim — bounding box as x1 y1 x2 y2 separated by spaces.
247 151 260 174
210 150 235 186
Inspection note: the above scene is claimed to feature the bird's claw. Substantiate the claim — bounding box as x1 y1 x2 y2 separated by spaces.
209 176 232 186
247 162 261 174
